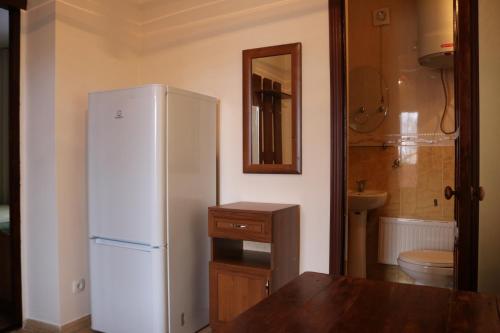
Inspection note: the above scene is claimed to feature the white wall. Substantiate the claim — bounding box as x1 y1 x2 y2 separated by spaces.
22 0 140 325
478 0 500 295
22 0 60 324
55 1 140 323
139 1 331 274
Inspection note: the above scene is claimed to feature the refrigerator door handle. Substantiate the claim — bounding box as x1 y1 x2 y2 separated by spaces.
93 238 157 252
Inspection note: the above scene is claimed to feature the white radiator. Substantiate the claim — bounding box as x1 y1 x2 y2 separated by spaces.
378 217 455 265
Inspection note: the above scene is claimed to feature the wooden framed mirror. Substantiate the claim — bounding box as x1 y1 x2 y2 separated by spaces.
242 43 302 174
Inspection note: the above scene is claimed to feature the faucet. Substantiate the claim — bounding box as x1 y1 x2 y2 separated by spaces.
356 180 367 193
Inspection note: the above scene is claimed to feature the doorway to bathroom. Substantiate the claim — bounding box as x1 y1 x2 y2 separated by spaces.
329 0 480 291
0 0 23 330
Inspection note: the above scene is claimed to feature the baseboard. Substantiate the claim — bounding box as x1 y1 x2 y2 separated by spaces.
24 315 91 333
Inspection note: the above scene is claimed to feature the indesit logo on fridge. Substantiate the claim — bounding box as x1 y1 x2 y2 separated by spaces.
114 110 124 119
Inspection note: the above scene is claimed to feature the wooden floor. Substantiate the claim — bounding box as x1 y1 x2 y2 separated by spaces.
13 329 93 333
11 324 212 333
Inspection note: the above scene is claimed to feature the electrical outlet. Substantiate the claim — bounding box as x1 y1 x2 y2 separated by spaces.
72 278 86 294
373 8 390 26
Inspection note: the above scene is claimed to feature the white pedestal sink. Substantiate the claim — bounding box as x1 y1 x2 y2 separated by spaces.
348 190 387 278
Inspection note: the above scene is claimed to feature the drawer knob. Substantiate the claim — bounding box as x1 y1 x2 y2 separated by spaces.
233 224 247 229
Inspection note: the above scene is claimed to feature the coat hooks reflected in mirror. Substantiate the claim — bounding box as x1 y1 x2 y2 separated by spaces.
242 43 302 174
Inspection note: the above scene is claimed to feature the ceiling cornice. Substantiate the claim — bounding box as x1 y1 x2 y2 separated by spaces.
24 0 326 53
140 0 326 52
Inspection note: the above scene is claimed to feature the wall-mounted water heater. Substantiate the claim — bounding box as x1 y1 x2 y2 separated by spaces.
417 0 454 68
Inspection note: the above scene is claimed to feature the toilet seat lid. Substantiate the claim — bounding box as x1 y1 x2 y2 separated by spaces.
398 250 453 268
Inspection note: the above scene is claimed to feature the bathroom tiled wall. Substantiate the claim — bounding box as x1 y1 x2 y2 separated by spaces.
346 0 456 223
347 0 456 281
347 0 456 144
348 145 455 221
349 145 455 274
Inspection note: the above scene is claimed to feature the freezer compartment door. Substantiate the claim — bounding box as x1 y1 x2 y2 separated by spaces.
90 238 167 333
88 85 166 246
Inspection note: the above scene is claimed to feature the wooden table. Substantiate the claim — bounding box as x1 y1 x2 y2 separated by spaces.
221 272 500 332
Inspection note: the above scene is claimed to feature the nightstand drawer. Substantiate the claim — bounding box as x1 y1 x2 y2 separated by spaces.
215 220 263 233
209 212 272 242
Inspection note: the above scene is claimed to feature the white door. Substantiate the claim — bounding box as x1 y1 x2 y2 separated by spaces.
88 85 166 246
90 239 167 333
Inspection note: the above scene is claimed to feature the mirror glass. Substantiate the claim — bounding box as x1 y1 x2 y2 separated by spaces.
251 55 293 165
0 9 9 230
0 8 11 330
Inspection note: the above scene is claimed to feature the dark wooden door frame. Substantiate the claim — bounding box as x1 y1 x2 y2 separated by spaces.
328 0 347 278
328 0 480 291
1 0 25 9
453 0 479 291
0 0 24 329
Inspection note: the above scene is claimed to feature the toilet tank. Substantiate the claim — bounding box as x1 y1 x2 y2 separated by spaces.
417 0 454 68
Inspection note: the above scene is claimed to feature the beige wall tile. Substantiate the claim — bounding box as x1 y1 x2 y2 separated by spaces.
347 0 456 223
400 187 417 217
347 0 455 144
347 0 457 281
349 146 454 221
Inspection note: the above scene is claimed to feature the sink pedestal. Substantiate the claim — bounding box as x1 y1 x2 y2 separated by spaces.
347 190 387 278
348 210 368 278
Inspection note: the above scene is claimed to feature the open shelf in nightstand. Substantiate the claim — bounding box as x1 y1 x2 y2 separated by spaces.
212 238 271 269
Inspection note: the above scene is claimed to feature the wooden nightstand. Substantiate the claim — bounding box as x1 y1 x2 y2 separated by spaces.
208 202 300 331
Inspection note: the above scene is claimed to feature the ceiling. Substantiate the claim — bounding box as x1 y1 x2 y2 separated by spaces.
38 0 324 52
0 9 8 48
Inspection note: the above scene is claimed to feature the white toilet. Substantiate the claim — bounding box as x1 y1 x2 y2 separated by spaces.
397 250 454 288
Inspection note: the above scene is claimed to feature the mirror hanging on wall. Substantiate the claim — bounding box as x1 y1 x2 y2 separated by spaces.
243 43 301 174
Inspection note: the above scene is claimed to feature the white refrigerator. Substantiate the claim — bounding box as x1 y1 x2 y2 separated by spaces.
88 84 217 333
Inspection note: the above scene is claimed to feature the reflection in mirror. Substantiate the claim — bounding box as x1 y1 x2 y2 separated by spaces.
251 55 292 165
0 7 11 331
0 10 9 213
